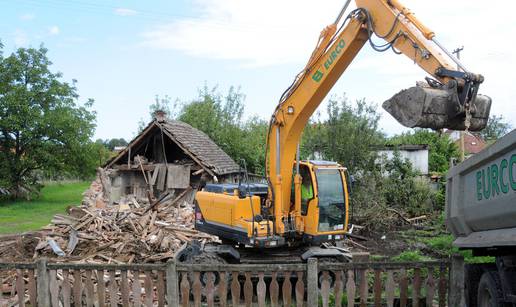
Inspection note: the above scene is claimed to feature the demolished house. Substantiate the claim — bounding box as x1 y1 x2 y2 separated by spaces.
99 111 242 206
0 113 247 263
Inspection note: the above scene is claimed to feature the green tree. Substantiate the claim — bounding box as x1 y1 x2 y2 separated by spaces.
178 85 267 173
389 129 458 173
0 45 96 198
140 85 267 174
301 95 384 173
381 152 435 214
137 95 179 132
98 138 128 150
479 114 512 141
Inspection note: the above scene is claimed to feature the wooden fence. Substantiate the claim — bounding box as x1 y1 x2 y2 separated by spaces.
0 255 465 306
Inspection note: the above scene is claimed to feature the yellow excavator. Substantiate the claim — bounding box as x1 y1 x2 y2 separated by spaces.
180 0 491 263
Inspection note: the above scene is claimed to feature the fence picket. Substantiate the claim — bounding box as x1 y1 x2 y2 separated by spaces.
121 270 130 307
144 271 154 307
73 269 82 306
49 269 59 307
206 272 216 307
97 270 106 307
426 267 435 306
295 271 305 307
109 270 118 307
385 270 395 307
270 271 279 307
334 271 343 307
219 271 228 307
27 269 36 307
346 270 355 307
133 270 142 307
413 268 421 307
438 265 447 307
374 269 382 307
230 271 240 307
192 271 202 307
180 272 189 307
282 271 292 307
16 269 25 307
244 271 253 307
62 270 71 307
84 270 95 307
321 271 331 307
257 272 266 307
359 269 368 307
157 270 166 307
399 268 408 307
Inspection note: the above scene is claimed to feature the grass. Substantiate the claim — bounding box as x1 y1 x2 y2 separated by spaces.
423 233 494 263
0 181 89 234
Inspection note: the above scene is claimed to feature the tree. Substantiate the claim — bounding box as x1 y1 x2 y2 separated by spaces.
178 85 267 173
0 45 96 198
388 129 458 174
97 138 128 150
479 114 511 141
301 95 384 173
139 85 268 174
137 95 179 132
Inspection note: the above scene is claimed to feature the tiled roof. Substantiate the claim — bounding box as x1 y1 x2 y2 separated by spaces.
104 119 240 176
160 120 240 175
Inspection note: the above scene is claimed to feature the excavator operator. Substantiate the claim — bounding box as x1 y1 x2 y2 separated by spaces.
300 166 313 215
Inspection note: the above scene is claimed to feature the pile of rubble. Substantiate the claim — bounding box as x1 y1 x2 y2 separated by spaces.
0 176 216 264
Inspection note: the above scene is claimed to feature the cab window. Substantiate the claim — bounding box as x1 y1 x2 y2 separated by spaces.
316 168 346 232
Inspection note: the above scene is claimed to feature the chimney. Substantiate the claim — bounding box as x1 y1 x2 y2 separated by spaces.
153 110 166 123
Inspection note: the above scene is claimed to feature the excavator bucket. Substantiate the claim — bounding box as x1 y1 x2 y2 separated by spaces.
383 84 491 131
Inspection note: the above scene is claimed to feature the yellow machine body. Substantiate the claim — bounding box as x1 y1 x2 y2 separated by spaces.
192 0 489 250
195 161 350 247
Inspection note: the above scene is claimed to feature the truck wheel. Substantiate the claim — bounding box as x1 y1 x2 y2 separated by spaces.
465 264 487 307
477 271 504 307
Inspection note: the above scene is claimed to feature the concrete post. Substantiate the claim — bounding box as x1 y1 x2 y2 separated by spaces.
307 258 318 306
36 258 50 306
166 259 179 307
448 254 465 307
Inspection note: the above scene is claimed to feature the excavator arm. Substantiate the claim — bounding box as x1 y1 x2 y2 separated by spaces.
267 0 491 235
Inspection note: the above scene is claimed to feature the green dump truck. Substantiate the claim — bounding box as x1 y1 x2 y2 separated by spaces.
446 129 516 306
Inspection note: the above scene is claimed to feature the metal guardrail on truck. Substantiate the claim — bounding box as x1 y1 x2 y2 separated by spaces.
446 129 516 306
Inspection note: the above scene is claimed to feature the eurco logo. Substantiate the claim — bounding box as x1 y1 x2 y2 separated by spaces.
312 39 346 83
476 154 516 201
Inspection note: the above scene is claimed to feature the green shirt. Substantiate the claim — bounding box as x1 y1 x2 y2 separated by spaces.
301 183 313 200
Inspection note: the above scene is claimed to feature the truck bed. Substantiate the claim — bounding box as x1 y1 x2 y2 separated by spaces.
446 129 516 250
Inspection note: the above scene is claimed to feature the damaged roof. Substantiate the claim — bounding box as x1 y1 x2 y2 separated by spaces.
105 119 240 176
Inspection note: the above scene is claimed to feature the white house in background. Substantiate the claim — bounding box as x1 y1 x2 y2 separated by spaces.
376 144 429 176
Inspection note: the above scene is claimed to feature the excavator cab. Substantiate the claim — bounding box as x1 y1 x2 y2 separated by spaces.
295 161 349 245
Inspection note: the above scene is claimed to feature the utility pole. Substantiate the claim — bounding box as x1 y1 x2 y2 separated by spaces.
453 46 465 162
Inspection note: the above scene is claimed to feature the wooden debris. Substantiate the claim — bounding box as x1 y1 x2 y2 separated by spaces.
0 184 214 263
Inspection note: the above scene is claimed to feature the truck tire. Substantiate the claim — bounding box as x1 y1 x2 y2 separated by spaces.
466 264 497 307
465 264 484 307
477 271 505 307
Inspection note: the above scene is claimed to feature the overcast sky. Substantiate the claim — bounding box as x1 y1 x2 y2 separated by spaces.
1 0 514 141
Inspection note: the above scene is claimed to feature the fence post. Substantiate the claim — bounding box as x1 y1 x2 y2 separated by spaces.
166 259 179 307
448 254 465 307
36 258 50 307
307 258 318 306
